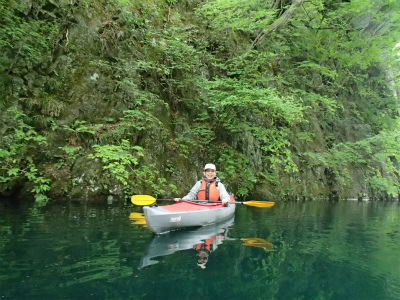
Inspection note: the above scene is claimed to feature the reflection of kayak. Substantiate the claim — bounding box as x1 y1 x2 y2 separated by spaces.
139 217 235 269
143 196 236 234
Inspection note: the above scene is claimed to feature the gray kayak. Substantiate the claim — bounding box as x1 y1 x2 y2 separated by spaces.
143 200 236 234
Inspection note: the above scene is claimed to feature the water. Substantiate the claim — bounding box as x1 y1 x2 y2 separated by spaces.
1 199 399 300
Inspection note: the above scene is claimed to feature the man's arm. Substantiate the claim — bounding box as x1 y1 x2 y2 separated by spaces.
217 183 230 204
182 181 202 200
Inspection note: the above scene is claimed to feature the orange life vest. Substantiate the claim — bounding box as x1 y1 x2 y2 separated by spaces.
197 180 220 201
196 236 216 251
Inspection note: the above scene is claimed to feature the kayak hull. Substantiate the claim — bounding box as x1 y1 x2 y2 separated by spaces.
143 200 236 234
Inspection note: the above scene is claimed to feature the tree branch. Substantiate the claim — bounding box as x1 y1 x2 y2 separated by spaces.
249 0 304 52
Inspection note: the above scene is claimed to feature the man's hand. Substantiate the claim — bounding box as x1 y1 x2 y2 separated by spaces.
174 198 181 202
221 199 229 205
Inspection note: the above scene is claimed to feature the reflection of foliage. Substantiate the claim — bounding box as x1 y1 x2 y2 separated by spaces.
1 201 400 299
60 250 133 286
0 202 142 296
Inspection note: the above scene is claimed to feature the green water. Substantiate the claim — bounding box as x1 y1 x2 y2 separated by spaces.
1 199 399 300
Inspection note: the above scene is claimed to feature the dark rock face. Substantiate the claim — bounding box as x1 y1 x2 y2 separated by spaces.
1 0 399 202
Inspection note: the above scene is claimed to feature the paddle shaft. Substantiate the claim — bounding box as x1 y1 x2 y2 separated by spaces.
131 195 275 207
156 199 272 204
154 199 230 204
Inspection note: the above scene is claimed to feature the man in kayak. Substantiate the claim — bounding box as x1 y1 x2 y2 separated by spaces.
174 163 230 205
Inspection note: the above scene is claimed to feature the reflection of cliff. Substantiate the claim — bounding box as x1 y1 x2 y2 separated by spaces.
138 217 235 269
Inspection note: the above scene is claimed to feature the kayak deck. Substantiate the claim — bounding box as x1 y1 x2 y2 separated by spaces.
160 201 226 212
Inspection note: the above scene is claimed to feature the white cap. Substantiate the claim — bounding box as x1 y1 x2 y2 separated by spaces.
204 163 216 171
197 262 206 269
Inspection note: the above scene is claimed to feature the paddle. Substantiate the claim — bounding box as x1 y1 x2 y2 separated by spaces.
241 238 274 251
130 195 275 208
129 212 147 225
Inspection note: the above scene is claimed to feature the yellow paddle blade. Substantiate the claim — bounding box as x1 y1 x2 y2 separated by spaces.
131 195 156 206
242 201 275 208
241 238 273 251
129 212 145 219
132 220 147 225
129 212 147 226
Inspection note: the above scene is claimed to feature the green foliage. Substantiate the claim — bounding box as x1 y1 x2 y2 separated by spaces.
88 140 143 187
304 131 400 198
199 74 302 174
63 121 97 135
216 147 257 197
133 164 172 197
202 76 304 127
367 172 398 198
88 138 173 197
88 109 165 146
62 121 101 148
88 58 164 110
119 109 163 132
0 109 50 202
170 115 215 158
196 0 275 32
138 23 213 107
1 0 400 201
0 0 57 73
192 0 400 198
26 164 51 203
56 146 83 170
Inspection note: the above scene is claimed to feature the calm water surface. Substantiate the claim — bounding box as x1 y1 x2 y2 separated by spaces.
1 199 399 300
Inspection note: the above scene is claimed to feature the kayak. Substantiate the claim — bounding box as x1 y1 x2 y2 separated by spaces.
139 216 235 268
143 196 236 234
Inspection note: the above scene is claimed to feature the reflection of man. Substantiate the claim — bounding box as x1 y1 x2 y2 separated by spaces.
196 251 209 269
195 231 226 269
